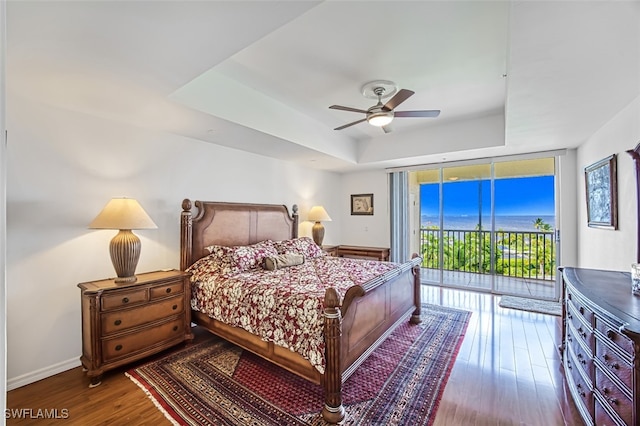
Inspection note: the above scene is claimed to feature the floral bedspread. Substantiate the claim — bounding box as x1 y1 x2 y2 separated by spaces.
189 256 400 373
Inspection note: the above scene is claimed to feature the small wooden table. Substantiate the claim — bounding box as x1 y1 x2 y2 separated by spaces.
323 245 390 261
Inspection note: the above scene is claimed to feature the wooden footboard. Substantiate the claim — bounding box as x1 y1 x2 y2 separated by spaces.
180 199 422 424
322 256 422 423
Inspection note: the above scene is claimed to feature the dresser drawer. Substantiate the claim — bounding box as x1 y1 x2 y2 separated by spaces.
566 291 594 326
595 317 634 359
101 288 148 311
101 294 185 335
595 367 633 425
102 317 186 362
566 350 594 416
567 323 594 378
595 337 633 392
150 281 184 299
595 397 626 426
567 303 595 350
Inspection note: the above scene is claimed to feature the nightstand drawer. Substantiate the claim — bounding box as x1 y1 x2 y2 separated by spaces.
101 294 185 335
102 317 186 362
101 288 148 311
150 281 184 299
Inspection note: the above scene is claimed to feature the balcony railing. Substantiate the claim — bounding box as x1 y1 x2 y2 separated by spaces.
419 228 556 281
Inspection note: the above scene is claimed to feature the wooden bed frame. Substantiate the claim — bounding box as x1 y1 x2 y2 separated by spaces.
180 199 422 424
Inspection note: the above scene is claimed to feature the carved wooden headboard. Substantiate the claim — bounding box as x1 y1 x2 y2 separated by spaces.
180 199 299 270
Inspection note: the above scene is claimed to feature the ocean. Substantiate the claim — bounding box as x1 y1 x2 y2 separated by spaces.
420 215 555 232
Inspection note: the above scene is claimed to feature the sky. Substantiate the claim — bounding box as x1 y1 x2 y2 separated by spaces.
420 176 555 216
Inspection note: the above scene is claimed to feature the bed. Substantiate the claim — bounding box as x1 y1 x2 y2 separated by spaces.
180 199 422 424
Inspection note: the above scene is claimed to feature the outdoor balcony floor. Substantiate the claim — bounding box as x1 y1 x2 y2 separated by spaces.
421 267 558 300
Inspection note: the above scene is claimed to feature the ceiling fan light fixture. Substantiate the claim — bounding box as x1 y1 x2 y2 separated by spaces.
367 111 394 127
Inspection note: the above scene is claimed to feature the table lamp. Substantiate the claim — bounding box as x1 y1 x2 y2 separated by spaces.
308 205 332 246
89 197 157 283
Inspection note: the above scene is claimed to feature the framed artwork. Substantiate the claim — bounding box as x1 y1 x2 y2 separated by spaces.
350 193 374 215
584 154 618 229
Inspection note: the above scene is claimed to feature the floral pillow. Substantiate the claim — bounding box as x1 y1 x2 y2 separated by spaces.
203 240 278 274
274 237 325 259
227 240 278 271
186 247 240 281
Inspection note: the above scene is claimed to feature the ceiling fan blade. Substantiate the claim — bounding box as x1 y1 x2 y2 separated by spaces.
394 110 441 118
334 118 367 130
329 105 368 114
382 89 414 111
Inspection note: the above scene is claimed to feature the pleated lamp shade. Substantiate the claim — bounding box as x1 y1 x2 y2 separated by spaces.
89 198 157 283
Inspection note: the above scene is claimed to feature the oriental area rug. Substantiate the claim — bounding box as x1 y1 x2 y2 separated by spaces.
126 304 470 426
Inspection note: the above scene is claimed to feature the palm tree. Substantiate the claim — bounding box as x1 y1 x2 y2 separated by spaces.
533 218 553 232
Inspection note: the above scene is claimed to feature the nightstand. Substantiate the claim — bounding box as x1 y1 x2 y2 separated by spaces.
78 270 193 387
322 245 390 261
322 245 339 257
335 245 390 261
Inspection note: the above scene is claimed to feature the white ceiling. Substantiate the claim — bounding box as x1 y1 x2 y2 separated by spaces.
7 1 640 173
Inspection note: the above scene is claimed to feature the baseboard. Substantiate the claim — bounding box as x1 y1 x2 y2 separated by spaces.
7 357 81 391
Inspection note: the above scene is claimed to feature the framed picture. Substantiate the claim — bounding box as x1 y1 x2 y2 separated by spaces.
351 193 374 215
585 154 618 229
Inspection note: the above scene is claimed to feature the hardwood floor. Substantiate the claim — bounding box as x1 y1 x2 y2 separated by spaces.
7 286 581 425
423 286 581 426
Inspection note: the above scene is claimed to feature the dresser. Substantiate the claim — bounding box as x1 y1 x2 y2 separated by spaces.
322 245 390 261
561 267 640 426
78 270 193 387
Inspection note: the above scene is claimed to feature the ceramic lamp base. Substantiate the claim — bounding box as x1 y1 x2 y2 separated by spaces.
110 229 141 283
312 222 325 246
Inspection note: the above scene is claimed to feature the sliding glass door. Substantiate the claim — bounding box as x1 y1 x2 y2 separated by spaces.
411 157 558 300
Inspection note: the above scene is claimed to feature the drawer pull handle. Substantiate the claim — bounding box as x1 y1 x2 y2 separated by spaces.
603 389 619 405
567 359 573 370
579 306 585 315
577 327 586 339
173 326 178 332
602 354 620 370
607 329 616 339
114 319 121 326
567 313 573 320
567 335 573 343
576 353 586 365
172 304 178 310
166 288 172 294
576 383 586 398
122 297 129 304
115 344 123 351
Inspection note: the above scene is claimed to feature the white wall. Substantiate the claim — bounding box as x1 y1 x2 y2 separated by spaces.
338 170 390 247
576 95 640 271
5 92 341 388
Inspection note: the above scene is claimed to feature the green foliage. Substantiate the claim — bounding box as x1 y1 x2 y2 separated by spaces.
420 226 556 280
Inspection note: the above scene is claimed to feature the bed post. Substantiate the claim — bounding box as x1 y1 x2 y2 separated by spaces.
180 199 193 271
410 254 422 324
291 204 299 238
322 287 345 424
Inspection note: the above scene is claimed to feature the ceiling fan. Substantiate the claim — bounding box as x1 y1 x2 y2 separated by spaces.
329 81 440 133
